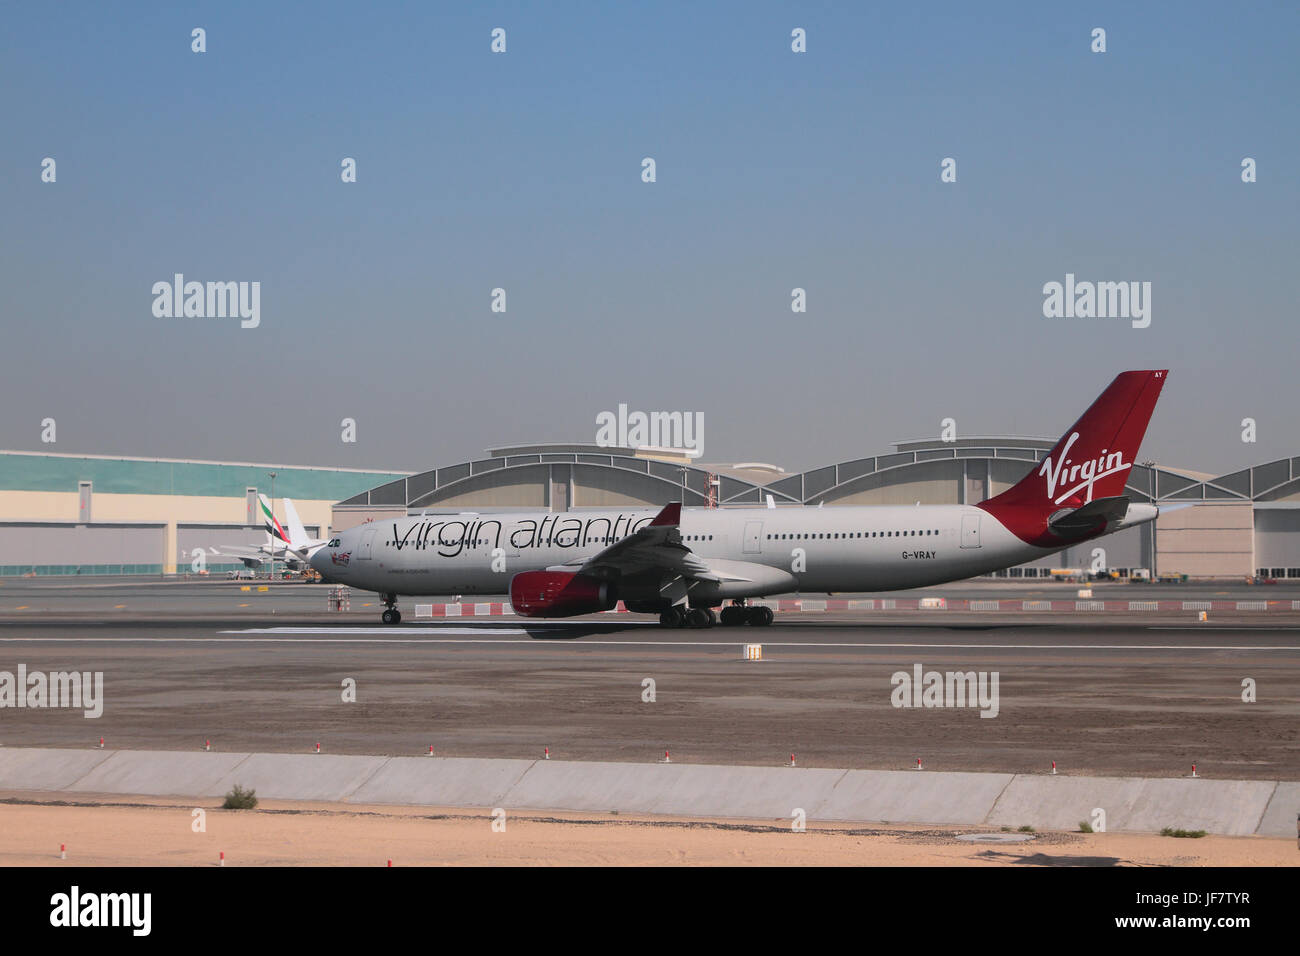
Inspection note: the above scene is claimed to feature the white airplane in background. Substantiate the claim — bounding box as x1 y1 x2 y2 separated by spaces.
313 370 1169 627
212 495 326 571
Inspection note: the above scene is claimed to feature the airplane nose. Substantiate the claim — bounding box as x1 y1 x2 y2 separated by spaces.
310 549 328 574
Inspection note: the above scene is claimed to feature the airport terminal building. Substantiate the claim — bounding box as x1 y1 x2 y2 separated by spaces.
0 451 408 575
3 439 1299 581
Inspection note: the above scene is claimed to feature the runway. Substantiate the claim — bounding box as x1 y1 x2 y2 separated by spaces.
0 580 1297 780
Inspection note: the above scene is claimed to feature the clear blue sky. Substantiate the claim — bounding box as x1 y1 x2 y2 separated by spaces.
2 1 1297 477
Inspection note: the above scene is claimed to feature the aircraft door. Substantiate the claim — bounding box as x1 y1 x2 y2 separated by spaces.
960 513 982 549
358 526 377 560
743 520 763 554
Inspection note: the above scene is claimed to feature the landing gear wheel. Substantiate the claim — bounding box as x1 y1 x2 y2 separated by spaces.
381 593 401 625
686 608 710 628
719 606 742 627
704 608 716 627
746 605 774 627
659 607 687 628
382 608 396 624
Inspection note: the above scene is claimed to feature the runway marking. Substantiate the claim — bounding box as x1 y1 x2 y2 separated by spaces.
229 626 542 635
0 632 1295 652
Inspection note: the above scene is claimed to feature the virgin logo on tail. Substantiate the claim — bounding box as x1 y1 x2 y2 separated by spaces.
978 369 1167 547
1039 432 1130 505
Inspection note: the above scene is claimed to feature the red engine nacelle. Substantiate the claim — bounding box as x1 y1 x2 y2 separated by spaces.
509 570 615 618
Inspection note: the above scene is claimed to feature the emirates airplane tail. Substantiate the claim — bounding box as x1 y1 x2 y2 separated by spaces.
312 370 1170 627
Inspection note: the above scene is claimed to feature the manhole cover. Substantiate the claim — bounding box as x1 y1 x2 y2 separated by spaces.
956 832 1036 843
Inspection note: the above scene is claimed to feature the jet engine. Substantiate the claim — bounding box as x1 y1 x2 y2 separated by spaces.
509 570 616 618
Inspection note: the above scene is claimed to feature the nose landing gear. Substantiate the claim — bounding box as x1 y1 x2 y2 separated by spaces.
381 593 402 624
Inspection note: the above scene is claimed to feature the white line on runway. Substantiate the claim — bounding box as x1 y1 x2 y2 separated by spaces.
0 633 1296 651
231 627 530 635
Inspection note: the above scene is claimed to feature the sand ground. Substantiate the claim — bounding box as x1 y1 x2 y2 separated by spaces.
0 791 1294 866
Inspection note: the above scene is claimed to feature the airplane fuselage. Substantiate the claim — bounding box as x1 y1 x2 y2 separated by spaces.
317 503 1099 598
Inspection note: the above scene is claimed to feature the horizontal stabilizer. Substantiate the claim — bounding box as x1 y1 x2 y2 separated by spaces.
1048 495 1130 536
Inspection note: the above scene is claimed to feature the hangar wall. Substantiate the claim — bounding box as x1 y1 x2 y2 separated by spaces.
1154 503 1254 578
0 523 166 576
1253 507 1300 571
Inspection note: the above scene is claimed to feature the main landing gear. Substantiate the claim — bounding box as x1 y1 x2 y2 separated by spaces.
658 606 716 629
657 602 773 628
726 604 774 627
381 593 402 624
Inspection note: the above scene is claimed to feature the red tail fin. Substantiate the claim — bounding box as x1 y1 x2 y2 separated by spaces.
979 370 1167 542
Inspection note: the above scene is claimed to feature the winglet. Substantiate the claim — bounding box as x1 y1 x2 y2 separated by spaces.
649 502 681 527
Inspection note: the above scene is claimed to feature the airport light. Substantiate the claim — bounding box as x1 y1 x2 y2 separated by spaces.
1141 460 1157 578
268 471 277 581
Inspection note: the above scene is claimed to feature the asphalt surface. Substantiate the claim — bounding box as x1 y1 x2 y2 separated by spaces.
0 579 1297 780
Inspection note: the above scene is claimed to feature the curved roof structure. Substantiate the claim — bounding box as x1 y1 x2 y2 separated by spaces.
340 439 1300 511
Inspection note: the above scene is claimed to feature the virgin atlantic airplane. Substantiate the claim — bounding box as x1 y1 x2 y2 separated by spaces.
312 370 1167 627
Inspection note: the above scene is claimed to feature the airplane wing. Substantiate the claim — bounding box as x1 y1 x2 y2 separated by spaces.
208 545 265 568
546 502 753 583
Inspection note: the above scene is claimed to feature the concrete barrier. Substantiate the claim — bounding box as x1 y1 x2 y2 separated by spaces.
986 775 1276 836
0 747 114 791
0 747 1294 837
1255 781 1300 838
817 769 1014 824
350 756 534 808
503 760 847 820
67 750 250 797
203 753 389 802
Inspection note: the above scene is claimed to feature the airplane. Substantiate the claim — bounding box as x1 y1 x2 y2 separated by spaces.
280 497 328 560
312 370 1168 626
211 495 327 571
